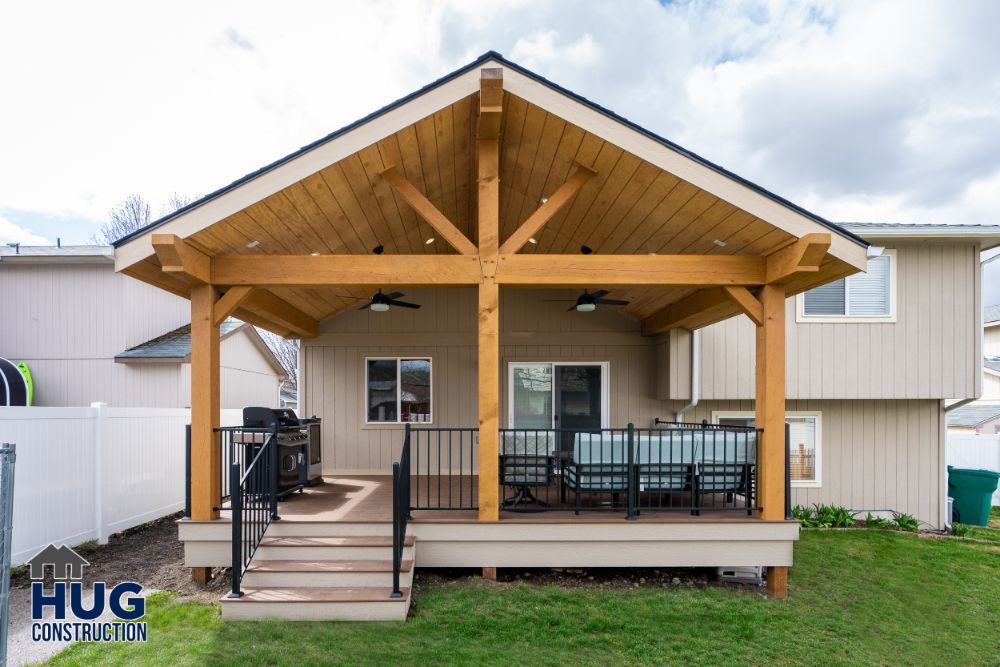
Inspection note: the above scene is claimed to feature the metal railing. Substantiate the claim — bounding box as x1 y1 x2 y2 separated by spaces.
224 425 280 598
390 425 412 598
184 424 254 517
410 427 479 510
498 421 761 517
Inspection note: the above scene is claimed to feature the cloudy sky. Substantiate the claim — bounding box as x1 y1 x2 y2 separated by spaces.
1 0 999 247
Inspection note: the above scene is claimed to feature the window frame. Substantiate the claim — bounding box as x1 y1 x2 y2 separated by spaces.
796 249 897 323
506 361 610 429
710 410 822 488
364 356 433 425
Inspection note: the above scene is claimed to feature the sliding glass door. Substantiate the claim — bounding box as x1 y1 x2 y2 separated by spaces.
509 362 608 434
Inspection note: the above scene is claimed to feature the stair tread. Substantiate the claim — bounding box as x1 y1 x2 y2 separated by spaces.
247 559 412 573
260 536 414 547
223 587 409 603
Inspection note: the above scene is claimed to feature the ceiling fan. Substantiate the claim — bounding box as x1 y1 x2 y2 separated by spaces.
359 289 421 312
546 289 630 312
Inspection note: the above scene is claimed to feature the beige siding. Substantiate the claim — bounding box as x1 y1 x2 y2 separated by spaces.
219 330 282 409
0 261 189 406
303 288 946 528
690 243 981 401
983 372 1000 400
678 400 945 529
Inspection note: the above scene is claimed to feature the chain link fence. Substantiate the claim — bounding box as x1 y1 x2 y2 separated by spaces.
0 443 16 666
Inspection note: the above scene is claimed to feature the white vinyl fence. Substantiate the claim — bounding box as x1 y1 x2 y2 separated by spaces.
946 433 1000 506
0 404 242 566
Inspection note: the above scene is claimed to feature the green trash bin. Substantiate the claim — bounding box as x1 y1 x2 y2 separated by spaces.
948 466 1000 526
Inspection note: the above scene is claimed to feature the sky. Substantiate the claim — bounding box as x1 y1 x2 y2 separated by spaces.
1 0 999 249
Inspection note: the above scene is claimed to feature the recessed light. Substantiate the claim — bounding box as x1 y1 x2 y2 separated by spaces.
713 239 727 247
425 237 435 245
540 197 549 204
528 237 538 245
311 252 320 256
246 240 260 249
648 252 657 256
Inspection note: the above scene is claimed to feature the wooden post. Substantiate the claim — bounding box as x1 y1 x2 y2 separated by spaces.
755 283 788 598
477 68 502 522
189 284 221 523
192 566 212 585
482 567 497 581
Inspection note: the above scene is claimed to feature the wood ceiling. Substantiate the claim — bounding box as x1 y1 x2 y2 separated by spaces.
126 90 840 332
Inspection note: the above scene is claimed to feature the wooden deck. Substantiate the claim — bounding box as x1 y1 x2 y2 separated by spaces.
268 476 770 524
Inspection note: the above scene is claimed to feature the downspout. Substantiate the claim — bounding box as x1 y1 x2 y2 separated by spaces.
943 398 976 413
675 330 700 422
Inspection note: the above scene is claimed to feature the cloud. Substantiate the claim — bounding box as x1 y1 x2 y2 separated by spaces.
0 215 49 245
0 0 998 235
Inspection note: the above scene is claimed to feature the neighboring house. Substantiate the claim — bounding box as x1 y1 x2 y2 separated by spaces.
0 245 285 408
110 53 997 619
985 305 1000 399
116 318 288 409
947 402 1000 435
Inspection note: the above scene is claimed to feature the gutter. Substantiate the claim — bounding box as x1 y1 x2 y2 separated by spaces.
943 398 977 413
675 330 700 422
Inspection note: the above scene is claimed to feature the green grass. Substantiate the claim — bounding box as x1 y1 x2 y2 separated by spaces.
48 530 1000 666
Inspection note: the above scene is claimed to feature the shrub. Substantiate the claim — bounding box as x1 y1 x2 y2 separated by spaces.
951 523 973 537
892 512 919 532
792 504 856 528
864 512 892 529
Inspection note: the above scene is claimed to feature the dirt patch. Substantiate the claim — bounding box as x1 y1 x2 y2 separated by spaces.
10 513 230 603
413 566 760 594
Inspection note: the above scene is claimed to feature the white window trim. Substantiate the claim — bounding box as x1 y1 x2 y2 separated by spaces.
507 361 610 429
796 248 897 323
364 356 433 425
711 410 822 488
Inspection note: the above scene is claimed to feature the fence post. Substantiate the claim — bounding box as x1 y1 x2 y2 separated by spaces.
784 422 792 520
185 424 192 519
626 423 637 521
0 443 16 667
91 402 109 545
269 424 280 521
229 462 243 598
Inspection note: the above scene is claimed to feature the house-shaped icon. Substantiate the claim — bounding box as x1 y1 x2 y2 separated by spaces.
27 544 90 580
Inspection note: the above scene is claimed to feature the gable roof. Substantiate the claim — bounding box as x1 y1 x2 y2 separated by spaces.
985 304 1000 326
0 245 113 264
947 402 1000 428
114 51 866 252
839 223 1000 248
116 318 287 378
985 357 1000 375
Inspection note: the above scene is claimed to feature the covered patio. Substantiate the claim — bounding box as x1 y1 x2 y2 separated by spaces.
115 52 869 607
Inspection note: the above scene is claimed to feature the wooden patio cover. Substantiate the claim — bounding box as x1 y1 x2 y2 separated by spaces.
114 52 868 595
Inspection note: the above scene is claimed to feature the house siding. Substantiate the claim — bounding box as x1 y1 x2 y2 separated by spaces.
303 288 947 528
680 243 981 401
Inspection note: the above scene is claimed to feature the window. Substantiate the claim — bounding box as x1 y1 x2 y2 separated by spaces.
365 357 432 423
799 251 895 322
712 411 822 488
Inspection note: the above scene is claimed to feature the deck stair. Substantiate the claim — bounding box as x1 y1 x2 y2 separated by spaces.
220 521 414 621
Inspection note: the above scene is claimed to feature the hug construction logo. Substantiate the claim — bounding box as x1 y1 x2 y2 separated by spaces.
26 544 147 643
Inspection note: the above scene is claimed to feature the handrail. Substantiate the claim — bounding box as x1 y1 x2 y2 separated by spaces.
390 424 412 598
227 424 280 599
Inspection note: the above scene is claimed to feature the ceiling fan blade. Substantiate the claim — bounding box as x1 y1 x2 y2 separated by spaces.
542 299 577 302
383 292 404 300
595 298 630 306
358 303 371 310
566 305 578 312
590 289 610 299
388 300 421 309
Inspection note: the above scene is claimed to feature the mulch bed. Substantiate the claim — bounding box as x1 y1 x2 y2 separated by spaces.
10 512 231 603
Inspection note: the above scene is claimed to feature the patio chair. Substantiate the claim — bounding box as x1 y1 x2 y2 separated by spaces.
634 432 699 513
563 432 630 514
697 430 757 515
500 431 556 511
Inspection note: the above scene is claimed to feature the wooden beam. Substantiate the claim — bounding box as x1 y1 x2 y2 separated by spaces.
478 67 503 140
152 234 210 284
189 284 220 521
213 286 255 326
722 286 764 326
765 233 831 284
211 255 482 287
380 166 478 256
242 289 318 338
755 283 786 522
477 68 501 522
640 288 734 336
499 165 595 254
496 255 765 287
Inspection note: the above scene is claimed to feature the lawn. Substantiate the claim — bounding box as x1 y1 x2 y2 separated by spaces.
47 529 999 666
